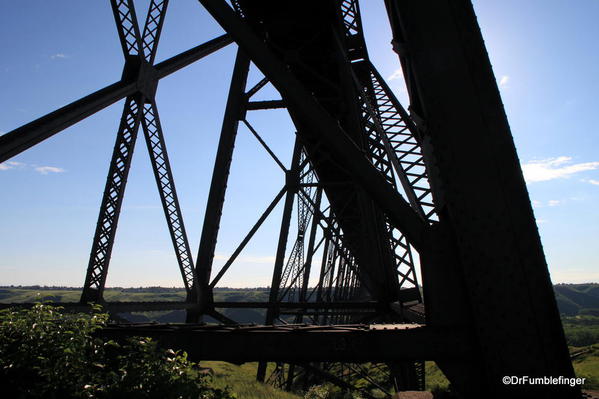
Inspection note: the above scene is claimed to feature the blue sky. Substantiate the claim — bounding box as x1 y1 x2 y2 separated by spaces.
0 0 598 287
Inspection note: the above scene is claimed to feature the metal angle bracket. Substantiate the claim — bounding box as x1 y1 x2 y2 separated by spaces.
121 56 160 101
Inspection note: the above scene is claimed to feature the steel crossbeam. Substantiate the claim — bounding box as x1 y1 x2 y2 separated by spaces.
0 34 232 164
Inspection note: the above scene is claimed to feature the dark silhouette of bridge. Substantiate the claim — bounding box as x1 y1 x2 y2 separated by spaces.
0 1 580 398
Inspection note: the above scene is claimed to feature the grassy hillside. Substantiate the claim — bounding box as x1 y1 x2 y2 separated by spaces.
0 287 270 323
555 284 599 316
0 286 269 304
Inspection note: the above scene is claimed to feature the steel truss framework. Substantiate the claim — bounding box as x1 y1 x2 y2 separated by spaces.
0 1 579 398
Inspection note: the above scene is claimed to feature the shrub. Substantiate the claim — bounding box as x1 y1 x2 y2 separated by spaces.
304 385 331 399
0 303 234 399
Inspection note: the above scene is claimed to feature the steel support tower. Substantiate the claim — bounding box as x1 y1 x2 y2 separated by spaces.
0 1 579 398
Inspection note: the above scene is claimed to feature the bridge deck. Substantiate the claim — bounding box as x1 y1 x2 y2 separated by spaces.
98 323 469 362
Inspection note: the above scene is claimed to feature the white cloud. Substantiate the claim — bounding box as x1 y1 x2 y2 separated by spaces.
521 156 599 183
34 166 65 175
50 53 68 60
1 161 66 175
0 161 25 171
584 179 599 186
536 218 547 225
547 200 561 207
531 200 542 207
498 75 510 88
387 68 403 81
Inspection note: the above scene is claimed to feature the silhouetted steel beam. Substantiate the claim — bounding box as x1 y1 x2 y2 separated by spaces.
197 0 428 250
209 187 286 289
214 301 381 309
298 188 321 304
242 119 286 171
246 100 286 110
111 0 143 58
264 139 303 325
154 34 232 79
99 323 469 362
194 50 250 306
0 301 382 312
0 81 136 163
140 0 170 64
0 34 232 163
279 311 376 317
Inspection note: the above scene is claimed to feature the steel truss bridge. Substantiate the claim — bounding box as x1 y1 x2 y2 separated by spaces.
0 0 580 398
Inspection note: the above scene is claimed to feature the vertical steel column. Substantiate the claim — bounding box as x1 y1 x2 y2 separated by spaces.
81 95 144 302
314 229 331 324
257 138 302 382
299 187 322 303
283 187 321 391
384 1 577 397
265 138 302 323
191 50 250 319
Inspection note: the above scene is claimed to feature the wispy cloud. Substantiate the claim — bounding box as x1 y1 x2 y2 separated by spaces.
387 68 403 81
498 75 510 88
521 156 599 183
532 199 565 208
1 161 66 175
583 179 599 186
0 161 25 171
50 53 68 60
34 166 65 175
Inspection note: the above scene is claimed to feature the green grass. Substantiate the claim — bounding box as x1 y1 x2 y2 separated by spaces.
425 361 449 391
202 361 302 399
0 288 82 303
571 344 599 389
